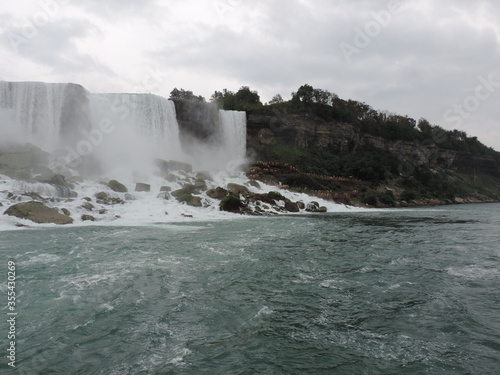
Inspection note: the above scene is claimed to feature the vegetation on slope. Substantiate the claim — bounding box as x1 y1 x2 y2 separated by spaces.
171 84 500 206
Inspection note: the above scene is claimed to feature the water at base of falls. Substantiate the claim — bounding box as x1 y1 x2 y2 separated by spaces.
0 81 361 230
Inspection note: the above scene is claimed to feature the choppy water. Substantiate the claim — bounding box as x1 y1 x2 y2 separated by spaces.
1 204 499 374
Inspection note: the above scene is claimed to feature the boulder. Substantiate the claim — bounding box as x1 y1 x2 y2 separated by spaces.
172 183 206 197
81 214 96 221
267 191 286 201
207 187 228 199
284 200 300 213
247 180 261 189
173 189 202 207
108 180 127 193
306 201 320 212
227 183 249 196
220 195 244 212
0 144 49 179
135 183 151 192
95 192 124 205
195 171 213 182
160 186 172 192
81 202 94 211
4 202 73 224
186 196 202 207
95 192 108 200
61 208 71 216
305 201 327 213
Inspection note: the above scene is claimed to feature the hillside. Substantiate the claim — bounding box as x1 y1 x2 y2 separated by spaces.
181 84 500 207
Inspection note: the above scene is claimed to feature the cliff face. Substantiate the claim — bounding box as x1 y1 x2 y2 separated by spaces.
172 99 219 140
247 113 500 176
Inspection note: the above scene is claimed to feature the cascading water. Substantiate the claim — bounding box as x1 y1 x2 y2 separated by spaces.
219 109 247 161
0 81 68 151
87 93 184 180
0 81 247 176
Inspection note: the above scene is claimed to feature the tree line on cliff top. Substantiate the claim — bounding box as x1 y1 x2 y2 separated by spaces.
169 84 499 160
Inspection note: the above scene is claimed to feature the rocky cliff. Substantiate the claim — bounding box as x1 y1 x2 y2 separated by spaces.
246 112 500 176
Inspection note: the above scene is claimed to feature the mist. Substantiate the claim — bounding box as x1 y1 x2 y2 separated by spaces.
0 81 248 183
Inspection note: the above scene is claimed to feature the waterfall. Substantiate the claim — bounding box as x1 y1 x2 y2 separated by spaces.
0 81 68 151
219 110 247 161
0 81 248 180
10 180 75 198
86 93 184 180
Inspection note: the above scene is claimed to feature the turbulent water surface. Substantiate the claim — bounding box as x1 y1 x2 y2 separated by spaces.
1 204 500 374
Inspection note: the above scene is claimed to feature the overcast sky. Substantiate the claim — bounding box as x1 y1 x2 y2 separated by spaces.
1 0 499 150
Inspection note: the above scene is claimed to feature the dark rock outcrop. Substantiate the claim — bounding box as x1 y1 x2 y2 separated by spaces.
135 183 151 192
4 202 73 224
95 192 124 205
284 200 300 212
108 180 127 193
227 183 249 196
0 144 50 180
172 100 219 141
220 195 244 212
207 187 228 199
246 113 500 176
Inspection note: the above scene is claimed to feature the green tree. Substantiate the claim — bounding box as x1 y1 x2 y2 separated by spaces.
169 88 205 102
268 94 284 105
234 86 262 110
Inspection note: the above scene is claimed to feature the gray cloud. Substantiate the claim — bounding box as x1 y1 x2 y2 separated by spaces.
0 0 499 149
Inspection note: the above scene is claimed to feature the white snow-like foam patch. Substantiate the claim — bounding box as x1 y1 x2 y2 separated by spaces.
0 170 367 231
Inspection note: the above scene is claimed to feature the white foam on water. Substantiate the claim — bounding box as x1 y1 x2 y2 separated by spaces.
22 253 62 265
0 81 368 231
446 265 499 279
167 347 192 366
255 306 275 317
99 303 114 312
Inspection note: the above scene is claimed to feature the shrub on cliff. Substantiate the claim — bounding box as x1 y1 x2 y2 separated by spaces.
220 195 243 212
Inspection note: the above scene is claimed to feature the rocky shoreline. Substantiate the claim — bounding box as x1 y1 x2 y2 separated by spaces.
0 156 333 227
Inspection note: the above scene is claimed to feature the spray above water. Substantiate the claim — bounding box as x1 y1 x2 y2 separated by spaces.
0 80 354 229
0 81 246 179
